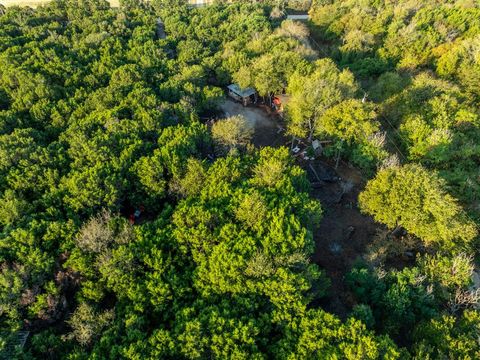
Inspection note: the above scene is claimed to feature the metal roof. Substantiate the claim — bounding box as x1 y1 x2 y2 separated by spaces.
227 84 256 98
286 14 310 20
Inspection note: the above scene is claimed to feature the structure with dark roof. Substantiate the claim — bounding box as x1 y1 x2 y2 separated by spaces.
227 84 257 106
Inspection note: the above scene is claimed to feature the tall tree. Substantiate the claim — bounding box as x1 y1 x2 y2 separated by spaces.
286 59 358 141
359 164 477 249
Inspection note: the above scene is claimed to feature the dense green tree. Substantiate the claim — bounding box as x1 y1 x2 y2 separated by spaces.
359 164 477 248
276 309 401 359
413 310 480 359
347 263 438 338
1 1 479 358
286 58 358 140
317 99 378 143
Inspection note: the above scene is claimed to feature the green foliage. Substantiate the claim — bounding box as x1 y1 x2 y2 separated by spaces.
276 309 401 359
174 299 266 359
413 310 480 359
172 148 325 304
417 253 475 299
359 164 477 249
369 72 409 102
346 263 438 338
171 158 207 198
286 58 358 140
235 190 268 229
309 0 480 76
317 99 388 171
231 19 315 97
351 304 376 330
211 115 254 153
318 99 378 143
1 0 478 358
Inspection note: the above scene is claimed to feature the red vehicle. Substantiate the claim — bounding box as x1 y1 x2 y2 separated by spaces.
129 205 145 225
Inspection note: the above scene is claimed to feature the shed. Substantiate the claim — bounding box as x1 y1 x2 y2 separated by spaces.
227 84 257 106
286 14 310 21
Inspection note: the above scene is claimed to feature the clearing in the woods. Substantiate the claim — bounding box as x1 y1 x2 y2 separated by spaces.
219 98 383 318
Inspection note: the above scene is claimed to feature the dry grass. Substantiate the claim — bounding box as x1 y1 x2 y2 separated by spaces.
1 0 119 7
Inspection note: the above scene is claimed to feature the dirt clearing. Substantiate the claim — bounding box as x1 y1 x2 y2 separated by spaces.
219 99 286 148
219 99 380 318
307 160 378 317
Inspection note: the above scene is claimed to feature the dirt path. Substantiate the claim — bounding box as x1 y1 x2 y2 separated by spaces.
308 161 378 318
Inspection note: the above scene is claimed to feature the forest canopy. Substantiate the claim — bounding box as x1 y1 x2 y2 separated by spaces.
0 0 479 359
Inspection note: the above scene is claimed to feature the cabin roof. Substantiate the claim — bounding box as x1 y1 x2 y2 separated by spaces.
227 84 256 98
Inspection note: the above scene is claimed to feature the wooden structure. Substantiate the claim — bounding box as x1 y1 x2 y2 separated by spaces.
227 84 257 107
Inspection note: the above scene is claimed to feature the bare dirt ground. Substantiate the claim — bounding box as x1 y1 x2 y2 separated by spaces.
218 99 380 318
219 99 286 148
308 161 378 317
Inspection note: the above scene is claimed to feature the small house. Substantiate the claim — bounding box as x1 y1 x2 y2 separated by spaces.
227 84 258 106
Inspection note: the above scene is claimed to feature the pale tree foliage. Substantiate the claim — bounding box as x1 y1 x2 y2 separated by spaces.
275 20 316 59
212 115 254 152
380 154 401 170
340 29 375 54
270 6 285 19
276 20 310 43
235 191 268 228
286 59 358 141
245 251 275 278
76 210 113 253
419 253 475 291
67 303 114 346
76 210 133 253
448 288 480 314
